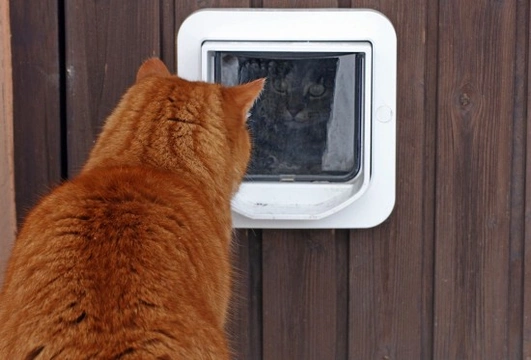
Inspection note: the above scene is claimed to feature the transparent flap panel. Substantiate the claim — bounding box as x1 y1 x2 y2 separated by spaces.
214 51 364 182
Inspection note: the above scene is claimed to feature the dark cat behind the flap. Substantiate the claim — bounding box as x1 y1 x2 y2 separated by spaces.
237 57 338 176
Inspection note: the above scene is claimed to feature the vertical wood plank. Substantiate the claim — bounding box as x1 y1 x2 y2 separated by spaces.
0 0 16 287
227 230 263 360
524 0 531 356
422 1 439 356
262 230 348 360
347 0 436 359
65 0 161 175
433 1 517 359
160 0 176 74
508 0 529 358
10 0 62 222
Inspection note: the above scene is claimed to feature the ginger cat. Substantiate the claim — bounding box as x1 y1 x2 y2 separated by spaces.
0 58 264 359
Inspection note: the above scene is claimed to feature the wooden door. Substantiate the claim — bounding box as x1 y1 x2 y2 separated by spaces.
6 0 531 359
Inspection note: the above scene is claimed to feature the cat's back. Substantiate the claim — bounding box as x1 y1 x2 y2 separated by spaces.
0 58 264 359
0 166 231 359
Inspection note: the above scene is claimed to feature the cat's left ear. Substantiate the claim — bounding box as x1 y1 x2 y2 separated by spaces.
224 78 265 120
136 58 171 82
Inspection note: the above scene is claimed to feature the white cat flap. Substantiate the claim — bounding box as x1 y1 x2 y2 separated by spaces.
177 9 396 229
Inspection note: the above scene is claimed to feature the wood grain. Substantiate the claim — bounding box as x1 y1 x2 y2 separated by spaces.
160 0 177 74
524 0 531 357
433 1 517 359
10 0 62 223
227 230 263 360
0 0 16 287
347 0 436 359
263 0 338 7
64 0 161 176
262 230 348 360
508 0 529 358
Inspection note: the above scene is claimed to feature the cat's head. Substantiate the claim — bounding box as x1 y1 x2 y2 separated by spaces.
238 58 337 129
84 58 264 195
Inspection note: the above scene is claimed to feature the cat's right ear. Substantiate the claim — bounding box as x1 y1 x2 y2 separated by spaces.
136 58 171 82
224 78 266 119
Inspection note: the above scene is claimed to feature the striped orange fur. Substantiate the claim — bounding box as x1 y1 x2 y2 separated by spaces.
0 58 264 359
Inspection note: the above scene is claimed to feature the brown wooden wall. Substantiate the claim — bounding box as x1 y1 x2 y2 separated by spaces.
0 0 16 289
5 0 531 359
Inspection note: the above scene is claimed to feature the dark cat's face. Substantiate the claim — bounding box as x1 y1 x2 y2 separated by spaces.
239 58 337 129
226 56 339 176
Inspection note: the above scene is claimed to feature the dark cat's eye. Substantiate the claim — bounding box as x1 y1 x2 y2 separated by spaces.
272 79 288 94
308 83 326 98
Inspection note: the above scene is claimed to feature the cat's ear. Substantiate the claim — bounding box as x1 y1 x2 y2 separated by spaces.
224 78 265 119
136 58 171 82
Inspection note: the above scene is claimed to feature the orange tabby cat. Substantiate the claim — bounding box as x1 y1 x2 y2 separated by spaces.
0 58 264 359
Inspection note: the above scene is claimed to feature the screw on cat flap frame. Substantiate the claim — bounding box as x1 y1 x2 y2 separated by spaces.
177 9 396 229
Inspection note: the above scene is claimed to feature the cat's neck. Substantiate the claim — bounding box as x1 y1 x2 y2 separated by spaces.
81 97 235 207
81 153 233 210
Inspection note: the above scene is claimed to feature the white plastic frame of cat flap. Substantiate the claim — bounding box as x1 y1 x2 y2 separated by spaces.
177 9 397 229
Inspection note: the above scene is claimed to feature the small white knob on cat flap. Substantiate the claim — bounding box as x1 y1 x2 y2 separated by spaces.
376 105 393 123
